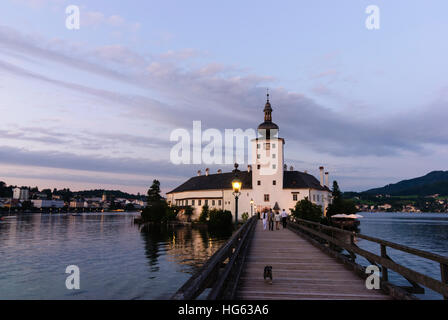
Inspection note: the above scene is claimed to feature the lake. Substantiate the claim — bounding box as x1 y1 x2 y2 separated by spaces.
0 211 447 299
0 212 230 299
356 212 448 300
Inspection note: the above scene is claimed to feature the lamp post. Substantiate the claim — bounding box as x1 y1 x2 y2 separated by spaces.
232 178 242 226
250 199 254 217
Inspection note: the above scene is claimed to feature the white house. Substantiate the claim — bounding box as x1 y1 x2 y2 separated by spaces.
13 188 29 201
32 200 65 208
166 94 332 221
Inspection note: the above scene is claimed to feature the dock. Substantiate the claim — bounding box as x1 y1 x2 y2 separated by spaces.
171 216 448 300
236 220 389 300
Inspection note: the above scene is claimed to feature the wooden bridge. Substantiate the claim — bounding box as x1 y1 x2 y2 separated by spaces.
171 216 448 300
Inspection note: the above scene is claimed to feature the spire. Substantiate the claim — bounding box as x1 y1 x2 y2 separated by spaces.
264 89 272 121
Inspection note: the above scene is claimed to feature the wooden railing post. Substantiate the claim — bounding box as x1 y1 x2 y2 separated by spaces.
381 244 389 282
441 263 448 300
349 233 356 262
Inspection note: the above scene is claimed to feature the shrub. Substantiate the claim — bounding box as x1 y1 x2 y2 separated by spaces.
183 206 194 222
207 209 233 229
141 201 168 223
291 197 323 222
241 212 249 222
199 205 209 223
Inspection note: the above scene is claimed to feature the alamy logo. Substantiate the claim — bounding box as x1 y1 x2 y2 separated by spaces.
365 5 380 30
169 121 280 175
65 5 80 30
365 265 380 289
65 265 80 290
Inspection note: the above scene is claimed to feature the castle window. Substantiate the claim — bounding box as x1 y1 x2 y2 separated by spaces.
272 154 276 159
272 143 276 148
313 195 316 202
205 200 208 205
264 194 270 202
272 164 276 169
192 200 195 206
218 200 222 206
273 180 276 185
257 154 261 159
293 194 298 201
317 195 320 202
257 180 261 185
198 200 202 206
264 143 270 150
257 144 260 149
212 200 215 206
257 165 261 170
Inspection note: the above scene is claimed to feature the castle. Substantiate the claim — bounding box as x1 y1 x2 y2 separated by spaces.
167 94 332 220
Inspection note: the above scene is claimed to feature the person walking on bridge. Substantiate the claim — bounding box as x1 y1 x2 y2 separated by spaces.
268 209 274 231
281 209 288 229
262 210 268 230
275 210 281 230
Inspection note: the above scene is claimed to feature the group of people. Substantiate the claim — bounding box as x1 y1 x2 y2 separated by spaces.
259 208 288 231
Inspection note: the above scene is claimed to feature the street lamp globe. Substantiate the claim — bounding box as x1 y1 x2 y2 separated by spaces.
232 178 242 194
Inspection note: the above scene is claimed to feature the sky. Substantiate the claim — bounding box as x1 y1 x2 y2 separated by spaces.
0 0 448 194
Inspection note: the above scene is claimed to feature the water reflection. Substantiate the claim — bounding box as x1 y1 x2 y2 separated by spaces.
140 224 232 275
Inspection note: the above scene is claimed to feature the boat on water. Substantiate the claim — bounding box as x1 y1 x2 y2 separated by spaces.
330 214 363 230
0 215 17 220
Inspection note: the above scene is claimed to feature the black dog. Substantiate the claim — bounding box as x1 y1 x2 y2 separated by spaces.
263 266 273 284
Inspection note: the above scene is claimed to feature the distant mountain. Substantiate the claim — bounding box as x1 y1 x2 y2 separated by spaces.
364 171 448 196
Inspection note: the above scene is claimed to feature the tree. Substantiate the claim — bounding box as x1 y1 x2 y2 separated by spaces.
327 181 358 217
291 197 323 222
141 180 171 223
147 180 162 204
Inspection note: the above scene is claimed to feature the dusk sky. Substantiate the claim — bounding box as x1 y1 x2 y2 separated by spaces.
1 0 448 194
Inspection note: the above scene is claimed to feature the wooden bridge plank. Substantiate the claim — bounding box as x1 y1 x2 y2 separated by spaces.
236 220 391 300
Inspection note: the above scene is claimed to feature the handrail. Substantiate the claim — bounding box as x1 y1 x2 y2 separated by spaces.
171 216 257 300
292 218 448 265
289 218 448 299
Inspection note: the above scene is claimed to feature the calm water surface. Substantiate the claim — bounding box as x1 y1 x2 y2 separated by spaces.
1 212 447 299
0 212 230 299
356 212 448 300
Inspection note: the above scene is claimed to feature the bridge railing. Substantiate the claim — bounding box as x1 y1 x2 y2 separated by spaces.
171 215 257 300
288 218 448 300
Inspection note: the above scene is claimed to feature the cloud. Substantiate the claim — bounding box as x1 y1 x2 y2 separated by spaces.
2 24 448 163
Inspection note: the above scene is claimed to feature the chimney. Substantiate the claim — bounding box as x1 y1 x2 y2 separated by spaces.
319 166 324 187
325 172 329 188
217 169 222 174
247 165 252 172
197 170 201 176
290 166 294 171
205 168 209 176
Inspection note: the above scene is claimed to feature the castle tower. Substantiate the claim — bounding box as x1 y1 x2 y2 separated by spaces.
251 92 285 210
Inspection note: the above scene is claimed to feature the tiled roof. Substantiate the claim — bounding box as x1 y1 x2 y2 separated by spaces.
167 170 330 194
167 171 252 194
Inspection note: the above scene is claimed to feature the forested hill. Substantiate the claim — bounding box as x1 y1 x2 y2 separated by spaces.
364 171 448 196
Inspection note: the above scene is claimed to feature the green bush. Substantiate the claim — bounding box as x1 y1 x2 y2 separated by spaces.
207 209 233 229
141 201 168 223
183 206 194 222
291 197 323 222
199 205 209 223
165 206 179 221
241 212 249 222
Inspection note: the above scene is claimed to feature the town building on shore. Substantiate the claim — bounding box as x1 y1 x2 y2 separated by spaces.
13 188 29 201
166 94 332 221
